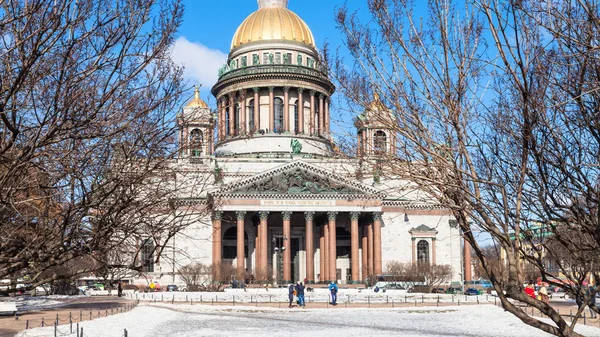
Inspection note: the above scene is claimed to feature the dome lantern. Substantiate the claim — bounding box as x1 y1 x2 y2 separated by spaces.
257 0 288 8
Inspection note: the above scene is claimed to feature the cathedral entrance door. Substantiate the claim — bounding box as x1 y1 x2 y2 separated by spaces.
291 237 301 283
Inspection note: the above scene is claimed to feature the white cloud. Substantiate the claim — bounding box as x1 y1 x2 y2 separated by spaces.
171 37 228 89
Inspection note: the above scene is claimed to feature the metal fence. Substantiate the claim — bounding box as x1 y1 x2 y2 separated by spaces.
23 300 139 336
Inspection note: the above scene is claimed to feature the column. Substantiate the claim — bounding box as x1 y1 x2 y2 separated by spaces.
361 225 368 282
309 90 315 136
412 238 416 264
432 238 437 265
212 211 223 281
284 87 290 132
362 130 367 155
215 100 221 142
325 97 330 137
328 211 337 282
350 212 360 283
464 237 472 282
282 211 292 283
323 221 329 282
259 211 269 279
229 94 235 137
256 223 261 274
253 88 260 131
236 211 246 279
268 86 274 132
373 212 383 275
319 225 325 283
318 94 324 136
305 212 315 283
220 98 226 141
297 88 304 134
367 221 374 277
239 90 246 135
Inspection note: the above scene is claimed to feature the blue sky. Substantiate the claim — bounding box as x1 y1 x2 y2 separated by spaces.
172 0 353 106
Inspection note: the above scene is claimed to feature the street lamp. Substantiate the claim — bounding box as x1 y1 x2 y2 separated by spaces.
273 235 287 286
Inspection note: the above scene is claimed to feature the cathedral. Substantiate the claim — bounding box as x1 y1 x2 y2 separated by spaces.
136 0 469 287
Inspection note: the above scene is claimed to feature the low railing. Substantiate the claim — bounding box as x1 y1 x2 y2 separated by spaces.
218 64 330 82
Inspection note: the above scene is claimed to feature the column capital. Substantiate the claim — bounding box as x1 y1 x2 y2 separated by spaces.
319 93 325 99
238 89 247 98
298 88 305 94
350 212 360 221
373 212 383 221
259 211 270 221
309 90 316 96
212 211 223 220
236 211 246 221
327 211 338 221
304 211 315 221
282 211 293 221
268 86 275 92
283 86 290 93
228 92 236 100
253 87 261 93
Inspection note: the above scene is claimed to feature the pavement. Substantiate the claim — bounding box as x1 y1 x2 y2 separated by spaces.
0 297 134 337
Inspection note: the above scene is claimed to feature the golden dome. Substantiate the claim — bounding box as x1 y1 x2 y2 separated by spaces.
186 86 209 109
231 6 315 50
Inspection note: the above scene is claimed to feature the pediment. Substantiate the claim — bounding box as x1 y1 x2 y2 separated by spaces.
217 161 380 198
409 225 437 233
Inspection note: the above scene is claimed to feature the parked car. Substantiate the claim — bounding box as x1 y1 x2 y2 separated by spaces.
408 285 430 293
465 288 479 296
445 287 461 294
381 284 407 293
166 285 178 292
432 287 446 294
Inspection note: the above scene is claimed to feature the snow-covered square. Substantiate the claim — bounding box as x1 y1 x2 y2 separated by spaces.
16 303 600 337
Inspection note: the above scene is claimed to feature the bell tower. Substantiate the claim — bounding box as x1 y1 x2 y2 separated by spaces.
354 93 396 157
177 85 215 158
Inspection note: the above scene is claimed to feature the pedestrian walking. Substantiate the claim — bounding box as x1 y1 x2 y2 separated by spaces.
328 281 339 306
117 282 123 298
587 286 598 318
296 281 305 307
539 285 549 304
288 283 295 308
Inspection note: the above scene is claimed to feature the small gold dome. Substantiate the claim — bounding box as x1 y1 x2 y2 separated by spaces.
186 86 209 109
231 6 315 50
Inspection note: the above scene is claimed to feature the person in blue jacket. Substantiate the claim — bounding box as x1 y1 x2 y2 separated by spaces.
328 281 339 305
296 281 306 307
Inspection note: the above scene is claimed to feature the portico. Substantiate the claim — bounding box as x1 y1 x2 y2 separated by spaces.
211 161 383 284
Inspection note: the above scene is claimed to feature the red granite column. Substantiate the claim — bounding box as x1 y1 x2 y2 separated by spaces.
236 211 246 279
323 222 329 282
253 88 260 131
368 222 374 277
464 238 472 282
350 212 360 283
268 87 274 132
239 90 246 135
325 97 330 137
220 98 226 141
297 88 304 134
318 94 324 136
305 212 315 283
362 225 368 282
229 94 235 137
319 225 325 283
328 211 338 282
284 87 290 132
212 211 223 281
282 212 292 283
259 211 269 279
309 90 315 136
373 212 383 275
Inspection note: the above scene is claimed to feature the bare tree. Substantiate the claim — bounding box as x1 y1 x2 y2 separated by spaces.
179 263 212 291
0 0 212 290
333 0 598 336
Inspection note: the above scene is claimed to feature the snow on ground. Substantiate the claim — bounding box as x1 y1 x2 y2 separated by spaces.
0 296 85 312
127 288 497 304
16 303 600 337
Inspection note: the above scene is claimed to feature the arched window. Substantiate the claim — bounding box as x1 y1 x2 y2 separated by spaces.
374 130 387 153
417 240 430 265
141 238 154 273
274 97 284 133
189 129 203 157
248 99 255 132
234 104 240 136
